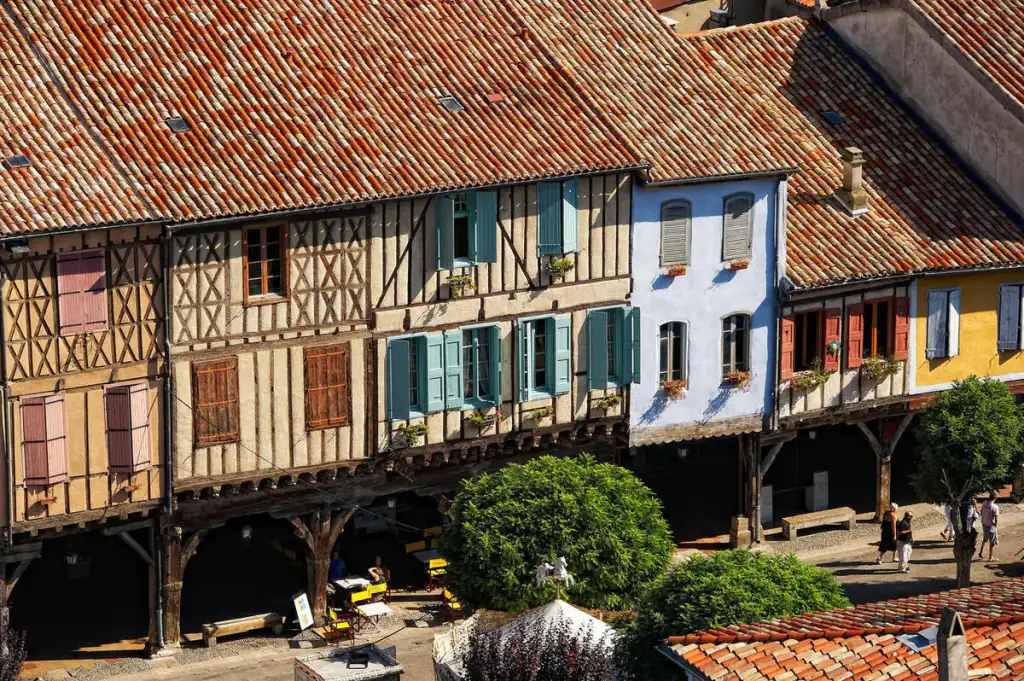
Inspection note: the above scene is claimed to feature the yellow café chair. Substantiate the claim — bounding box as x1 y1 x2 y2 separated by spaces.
442 588 464 622
425 557 448 591
368 581 390 603
325 607 354 644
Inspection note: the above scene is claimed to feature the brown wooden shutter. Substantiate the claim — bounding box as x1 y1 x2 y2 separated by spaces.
56 249 107 335
846 303 864 369
305 343 350 430
779 315 795 380
893 296 910 360
193 359 239 446
56 252 85 335
105 386 133 473
823 308 842 372
22 397 50 487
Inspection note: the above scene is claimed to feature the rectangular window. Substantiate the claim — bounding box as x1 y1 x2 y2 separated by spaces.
453 193 471 262
56 248 108 335
387 333 462 420
998 284 1024 352
587 307 640 390
105 382 152 474
863 299 891 358
193 358 240 446
244 223 287 301
21 393 68 488
408 341 420 410
722 314 750 378
537 180 578 256
533 321 548 391
462 328 493 403
305 344 351 430
519 317 570 401
659 322 687 382
437 192 498 269
794 310 821 372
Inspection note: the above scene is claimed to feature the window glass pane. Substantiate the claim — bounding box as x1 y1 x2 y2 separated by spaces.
722 317 733 375
267 259 283 294
864 304 876 357
659 325 669 383
877 301 890 356
607 314 617 379
408 342 419 408
478 332 490 397
534 321 547 390
736 316 749 372
463 330 474 399
248 273 263 297
453 215 471 260
671 322 683 380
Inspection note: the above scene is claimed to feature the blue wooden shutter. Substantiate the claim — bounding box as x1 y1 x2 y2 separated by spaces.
627 307 641 384
587 310 608 391
489 325 502 404
387 340 411 421
518 321 530 402
925 291 947 359
998 286 1019 351
475 191 498 263
553 315 571 395
436 194 455 271
947 290 961 358
443 330 463 410
425 334 445 413
537 182 562 256
560 180 578 254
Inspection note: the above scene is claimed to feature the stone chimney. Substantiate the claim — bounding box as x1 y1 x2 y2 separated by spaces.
836 146 868 215
937 607 968 681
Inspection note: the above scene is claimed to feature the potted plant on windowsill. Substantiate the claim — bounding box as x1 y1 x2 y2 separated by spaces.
595 394 622 412
861 355 902 382
727 259 750 271
37 495 58 506
789 358 834 392
467 411 504 431
545 257 575 281
723 370 752 389
446 274 475 298
393 423 429 449
662 379 688 399
530 406 553 424
665 265 687 278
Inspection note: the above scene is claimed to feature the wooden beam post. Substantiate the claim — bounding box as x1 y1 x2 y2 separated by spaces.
163 529 206 649
856 414 914 520
292 505 359 623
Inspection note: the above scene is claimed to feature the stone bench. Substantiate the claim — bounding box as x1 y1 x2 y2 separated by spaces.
202 612 285 647
781 507 856 540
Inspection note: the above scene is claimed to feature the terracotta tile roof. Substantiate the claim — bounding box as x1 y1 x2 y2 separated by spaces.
0 7 156 235
665 578 1024 681
2 0 642 224
910 0 1024 110
512 5 1024 287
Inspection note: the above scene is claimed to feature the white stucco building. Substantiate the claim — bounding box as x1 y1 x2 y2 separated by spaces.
628 178 786 446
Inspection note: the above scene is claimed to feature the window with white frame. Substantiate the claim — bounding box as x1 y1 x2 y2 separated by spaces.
518 316 572 400
721 314 750 378
659 322 688 382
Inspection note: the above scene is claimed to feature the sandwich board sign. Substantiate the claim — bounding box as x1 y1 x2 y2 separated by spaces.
293 591 314 631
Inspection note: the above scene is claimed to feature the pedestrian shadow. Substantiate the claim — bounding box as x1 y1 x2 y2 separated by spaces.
839 576 959 605
984 561 1024 578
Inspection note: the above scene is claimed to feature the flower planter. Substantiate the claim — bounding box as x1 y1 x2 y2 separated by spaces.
666 265 687 278
595 395 622 411
724 371 752 389
530 407 552 423
37 496 58 506
662 380 688 399
728 259 750 271
545 258 576 281
393 424 428 449
446 275 475 299
860 356 902 382
467 412 500 430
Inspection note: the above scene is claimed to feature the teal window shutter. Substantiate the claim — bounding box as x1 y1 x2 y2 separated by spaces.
537 182 562 256
489 325 502 403
560 180 578 254
587 310 609 391
387 340 411 421
553 315 571 395
475 191 498 263
628 307 641 384
443 330 463 410
436 194 455 271
517 321 530 402
425 334 445 413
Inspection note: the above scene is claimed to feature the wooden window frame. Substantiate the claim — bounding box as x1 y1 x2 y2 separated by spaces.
104 379 153 475
862 298 894 359
659 321 687 382
242 221 289 306
721 313 751 378
793 309 823 372
304 343 352 431
192 358 241 447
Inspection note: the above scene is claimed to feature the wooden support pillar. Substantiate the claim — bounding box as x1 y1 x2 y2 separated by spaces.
290 505 358 623
855 414 914 520
162 529 206 649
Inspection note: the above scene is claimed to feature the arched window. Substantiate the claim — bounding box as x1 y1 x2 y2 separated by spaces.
659 322 688 382
722 314 750 377
660 200 691 267
722 193 754 261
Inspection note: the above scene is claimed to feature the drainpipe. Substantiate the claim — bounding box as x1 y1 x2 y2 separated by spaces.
155 227 174 651
0 270 11 550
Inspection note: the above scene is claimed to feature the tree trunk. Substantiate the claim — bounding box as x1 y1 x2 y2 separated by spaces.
952 501 977 588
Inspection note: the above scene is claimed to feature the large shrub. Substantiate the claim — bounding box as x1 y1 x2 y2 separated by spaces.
619 551 850 678
437 454 673 612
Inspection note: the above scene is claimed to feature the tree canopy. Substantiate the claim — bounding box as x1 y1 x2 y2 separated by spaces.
437 454 673 612
619 551 850 678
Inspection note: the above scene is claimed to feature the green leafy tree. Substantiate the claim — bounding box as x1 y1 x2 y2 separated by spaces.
913 376 1024 587
437 454 673 612
619 551 849 679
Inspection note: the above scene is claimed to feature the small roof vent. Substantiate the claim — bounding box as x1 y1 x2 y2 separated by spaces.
897 626 938 652
4 155 30 169
822 110 845 125
165 116 191 133
438 96 465 113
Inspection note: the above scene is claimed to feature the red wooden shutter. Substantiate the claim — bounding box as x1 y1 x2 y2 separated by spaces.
305 344 350 430
893 296 910 360
22 397 49 487
193 359 239 446
44 394 68 484
79 250 108 332
56 252 85 335
779 315 795 380
823 308 842 371
846 303 864 368
105 386 133 473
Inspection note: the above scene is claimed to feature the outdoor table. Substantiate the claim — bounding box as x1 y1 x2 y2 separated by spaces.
334 577 371 590
412 549 441 563
355 600 393 633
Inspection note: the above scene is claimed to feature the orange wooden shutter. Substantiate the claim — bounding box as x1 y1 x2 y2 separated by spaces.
779 315 795 380
193 359 239 445
893 296 910 360
846 303 864 368
22 397 50 487
305 344 350 430
823 308 842 371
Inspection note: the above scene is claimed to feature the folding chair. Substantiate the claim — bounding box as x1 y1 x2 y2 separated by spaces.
367 581 390 603
442 588 464 622
350 589 372 630
405 540 427 553
425 557 448 591
325 607 354 644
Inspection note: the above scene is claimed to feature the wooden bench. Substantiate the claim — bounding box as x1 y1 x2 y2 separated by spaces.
781 507 856 540
202 612 285 647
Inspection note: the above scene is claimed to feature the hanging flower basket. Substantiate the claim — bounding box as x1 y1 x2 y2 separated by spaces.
545 258 576 281
666 265 687 278
662 380 688 399
446 274 475 298
724 371 752 389
728 259 750 271
826 340 842 356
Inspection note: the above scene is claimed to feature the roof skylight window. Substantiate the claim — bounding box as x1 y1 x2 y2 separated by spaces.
821 111 845 125
4 155 30 169
165 116 191 133
438 96 465 113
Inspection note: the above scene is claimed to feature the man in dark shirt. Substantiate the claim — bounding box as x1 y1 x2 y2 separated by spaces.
328 551 346 582
896 511 914 573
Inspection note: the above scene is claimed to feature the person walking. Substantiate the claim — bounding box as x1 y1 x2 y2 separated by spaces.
940 502 955 541
896 510 914 573
876 503 898 565
979 492 1000 562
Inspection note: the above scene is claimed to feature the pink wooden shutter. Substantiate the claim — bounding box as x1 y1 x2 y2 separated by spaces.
129 383 152 472
779 315 795 380
56 252 85 335
22 397 49 487
105 386 133 473
79 249 108 332
43 394 68 484
846 303 865 369
823 308 842 372
893 296 910 361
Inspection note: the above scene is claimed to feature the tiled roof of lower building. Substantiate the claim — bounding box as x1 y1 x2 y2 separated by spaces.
666 578 1024 681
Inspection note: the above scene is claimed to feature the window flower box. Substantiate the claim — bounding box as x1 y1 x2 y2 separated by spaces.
595 394 622 411
666 265 687 278
662 380 688 399
393 423 428 449
545 258 575 281
37 496 58 506
728 259 750 271
724 371 751 389
467 411 504 430
446 274 475 298
861 355 902 382
530 406 553 423
789 359 834 392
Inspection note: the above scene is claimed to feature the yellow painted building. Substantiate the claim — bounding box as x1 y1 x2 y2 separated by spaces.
914 270 1024 390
